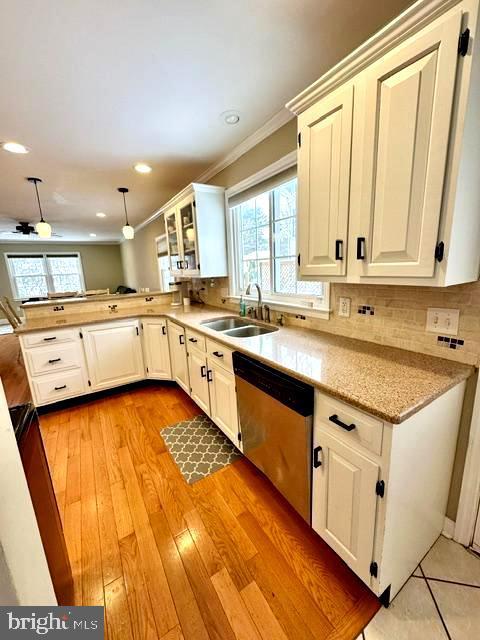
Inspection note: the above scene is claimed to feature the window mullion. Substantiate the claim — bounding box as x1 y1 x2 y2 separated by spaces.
44 255 54 292
269 190 275 295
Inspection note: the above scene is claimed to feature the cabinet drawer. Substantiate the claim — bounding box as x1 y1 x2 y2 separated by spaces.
22 328 78 348
32 369 86 405
24 341 84 376
206 338 233 372
186 329 206 352
315 391 383 456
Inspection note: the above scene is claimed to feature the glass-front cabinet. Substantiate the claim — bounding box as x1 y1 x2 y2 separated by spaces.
163 183 228 279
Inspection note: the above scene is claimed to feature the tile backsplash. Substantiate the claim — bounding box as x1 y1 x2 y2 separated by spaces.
197 278 480 366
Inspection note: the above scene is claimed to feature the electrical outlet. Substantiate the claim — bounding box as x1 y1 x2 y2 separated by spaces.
426 308 460 336
338 297 351 318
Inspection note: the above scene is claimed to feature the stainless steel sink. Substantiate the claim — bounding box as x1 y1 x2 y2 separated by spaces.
201 315 278 338
201 317 252 331
223 325 278 338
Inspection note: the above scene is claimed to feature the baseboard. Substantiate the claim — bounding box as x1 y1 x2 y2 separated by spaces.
442 517 455 539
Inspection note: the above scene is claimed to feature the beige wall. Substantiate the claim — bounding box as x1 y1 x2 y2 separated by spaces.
0 242 125 304
120 216 165 291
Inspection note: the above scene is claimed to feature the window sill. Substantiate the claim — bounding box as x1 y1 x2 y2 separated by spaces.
227 296 330 320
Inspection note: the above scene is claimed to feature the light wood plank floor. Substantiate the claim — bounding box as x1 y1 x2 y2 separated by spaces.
39 382 379 640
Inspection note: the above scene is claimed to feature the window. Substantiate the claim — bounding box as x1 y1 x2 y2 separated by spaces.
6 253 85 299
230 178 325 306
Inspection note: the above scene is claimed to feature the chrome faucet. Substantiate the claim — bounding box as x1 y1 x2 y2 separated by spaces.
246 282 263 321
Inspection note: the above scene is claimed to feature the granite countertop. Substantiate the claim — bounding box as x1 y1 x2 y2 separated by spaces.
15 304 472 424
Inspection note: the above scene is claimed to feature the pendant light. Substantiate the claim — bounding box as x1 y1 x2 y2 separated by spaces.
118 187 134 239
27 177 52 238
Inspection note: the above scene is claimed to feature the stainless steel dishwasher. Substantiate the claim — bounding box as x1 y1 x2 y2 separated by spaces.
233 352 314 524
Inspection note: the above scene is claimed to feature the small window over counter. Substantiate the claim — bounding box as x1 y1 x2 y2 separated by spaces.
228 172 327 311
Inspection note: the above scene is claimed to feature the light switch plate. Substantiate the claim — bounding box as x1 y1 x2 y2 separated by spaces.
426 308 460 336
338 297 351 318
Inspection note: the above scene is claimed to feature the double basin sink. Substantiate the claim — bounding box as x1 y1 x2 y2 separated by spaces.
201 316 278 338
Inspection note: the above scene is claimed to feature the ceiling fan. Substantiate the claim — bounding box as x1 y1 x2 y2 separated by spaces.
0 220 62 237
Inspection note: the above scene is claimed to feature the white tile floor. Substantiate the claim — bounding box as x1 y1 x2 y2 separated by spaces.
357 535 480 639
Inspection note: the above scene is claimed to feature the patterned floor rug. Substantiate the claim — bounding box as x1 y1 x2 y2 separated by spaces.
162 414 242 483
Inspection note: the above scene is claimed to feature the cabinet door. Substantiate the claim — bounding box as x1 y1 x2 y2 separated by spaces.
297 84 353 277
83 321 144 391
188 348 210 414
178 197 199 276
165 207 182 273
355 9 462 278
312 429 379 584
168 322 190 394
208 359 238 445
142 319 172 380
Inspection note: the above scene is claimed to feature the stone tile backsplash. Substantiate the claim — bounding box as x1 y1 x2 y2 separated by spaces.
198 278 480 366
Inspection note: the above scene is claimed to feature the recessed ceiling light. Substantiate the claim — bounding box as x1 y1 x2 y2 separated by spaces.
222 111 240 125
96 212 106 218
134 163 152 174
89 233 97 237
2 141 30 154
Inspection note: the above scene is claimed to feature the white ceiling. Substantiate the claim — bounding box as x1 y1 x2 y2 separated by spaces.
0 0 412 243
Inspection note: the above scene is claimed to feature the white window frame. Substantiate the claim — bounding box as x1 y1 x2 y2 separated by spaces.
225 151 330 318
5 252 86 300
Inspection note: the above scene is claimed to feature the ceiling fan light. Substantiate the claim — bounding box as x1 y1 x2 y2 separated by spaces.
122 224 134 240
36 220 52 238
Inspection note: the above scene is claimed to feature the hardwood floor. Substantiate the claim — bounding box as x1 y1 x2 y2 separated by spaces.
0 333 30 406
39 382 379 639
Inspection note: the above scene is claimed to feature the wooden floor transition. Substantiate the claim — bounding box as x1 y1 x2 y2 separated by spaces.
39 382 379 640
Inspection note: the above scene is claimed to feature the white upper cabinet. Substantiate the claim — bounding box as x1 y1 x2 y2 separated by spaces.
354 9 461 278
298 84 353 277
289 0 480 286
163 183 228 279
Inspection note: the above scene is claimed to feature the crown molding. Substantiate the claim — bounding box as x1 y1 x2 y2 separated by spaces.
134 107 294 233
286 0 463 114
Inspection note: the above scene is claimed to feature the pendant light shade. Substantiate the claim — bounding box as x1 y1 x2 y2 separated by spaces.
27 177 52 238
118 187 134 240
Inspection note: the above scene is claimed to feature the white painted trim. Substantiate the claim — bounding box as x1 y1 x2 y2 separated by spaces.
134 108 294 233
454 373 480 545
225 150 297 198
442 516 456 539
286 0 464 114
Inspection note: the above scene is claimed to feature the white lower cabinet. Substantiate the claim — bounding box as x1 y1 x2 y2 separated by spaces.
207 358 239 445
31 368 88 405
82 320 144 391
168 321 190 394
185 334 240 447
19 328 89 406
312 429 379 583
142 318 172 379
188 347 210 414
312 383 466 601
